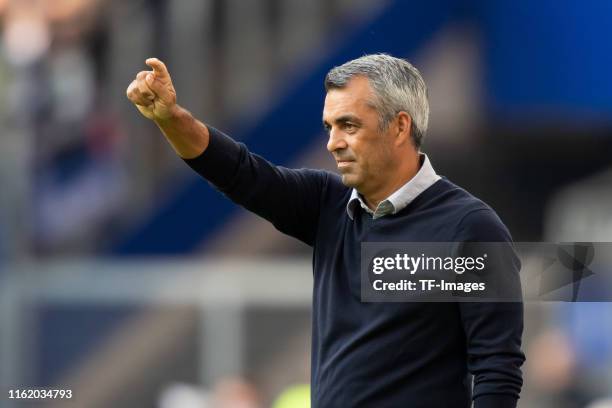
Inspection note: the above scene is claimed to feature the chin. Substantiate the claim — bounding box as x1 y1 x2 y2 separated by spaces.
340 174 361 188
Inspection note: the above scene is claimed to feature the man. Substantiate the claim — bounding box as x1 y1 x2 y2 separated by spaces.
126 54 524 407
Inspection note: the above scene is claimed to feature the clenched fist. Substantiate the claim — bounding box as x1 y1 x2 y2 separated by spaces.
126 57 209 158
126 58 177 121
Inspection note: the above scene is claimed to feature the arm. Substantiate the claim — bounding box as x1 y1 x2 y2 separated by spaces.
126 58 327 245
454 209 525 408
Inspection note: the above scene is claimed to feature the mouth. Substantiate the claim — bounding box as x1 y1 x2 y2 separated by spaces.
336 160 354 168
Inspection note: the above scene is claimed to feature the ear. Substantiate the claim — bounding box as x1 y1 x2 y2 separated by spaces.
394 111 412 147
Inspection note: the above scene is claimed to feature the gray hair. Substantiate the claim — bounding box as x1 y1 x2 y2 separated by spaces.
324 53 429 149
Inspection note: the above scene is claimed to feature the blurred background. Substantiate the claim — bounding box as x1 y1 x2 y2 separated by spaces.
0 0 611 407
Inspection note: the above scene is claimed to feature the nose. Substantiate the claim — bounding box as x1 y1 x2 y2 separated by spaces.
326 128 348 153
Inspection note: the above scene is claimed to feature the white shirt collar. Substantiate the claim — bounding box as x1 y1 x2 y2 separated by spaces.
346 153 441 220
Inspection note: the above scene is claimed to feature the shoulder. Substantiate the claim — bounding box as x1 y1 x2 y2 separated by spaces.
432 178 512 242
456 207 512 242
319 171 352 212
287 169 350 207
292 169 345 194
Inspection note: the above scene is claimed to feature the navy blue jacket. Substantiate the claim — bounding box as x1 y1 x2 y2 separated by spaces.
185 127 525 408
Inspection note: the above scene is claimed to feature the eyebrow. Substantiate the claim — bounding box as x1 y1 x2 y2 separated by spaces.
322 114 362 128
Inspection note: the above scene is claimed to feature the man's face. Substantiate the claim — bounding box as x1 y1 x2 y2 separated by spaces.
323 76 396 194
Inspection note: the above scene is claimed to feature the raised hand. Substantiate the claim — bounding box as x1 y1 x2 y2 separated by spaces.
126 58 177 121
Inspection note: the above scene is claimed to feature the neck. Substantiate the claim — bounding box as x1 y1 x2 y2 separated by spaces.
362 154 421 210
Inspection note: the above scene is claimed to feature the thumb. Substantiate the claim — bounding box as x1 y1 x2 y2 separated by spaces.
145 58 170 79
146 72 170 98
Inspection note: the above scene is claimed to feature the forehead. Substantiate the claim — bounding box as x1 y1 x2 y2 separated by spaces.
323 76 377 120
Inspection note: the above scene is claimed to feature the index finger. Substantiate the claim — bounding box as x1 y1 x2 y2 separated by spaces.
145 58 169 78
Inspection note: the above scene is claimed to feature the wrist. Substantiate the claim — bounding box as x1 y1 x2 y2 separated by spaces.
154 104 183 125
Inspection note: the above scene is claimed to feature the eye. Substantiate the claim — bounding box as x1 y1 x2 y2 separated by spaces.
343 122 357 132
